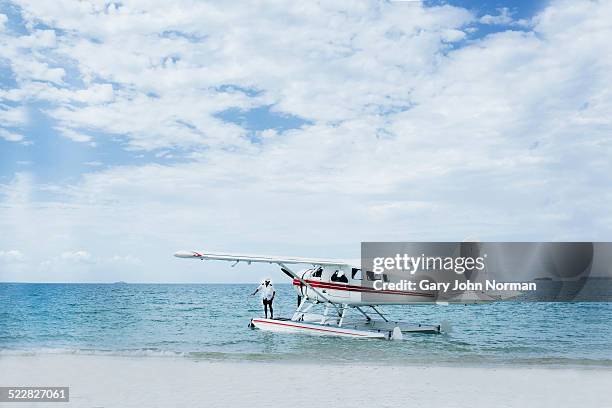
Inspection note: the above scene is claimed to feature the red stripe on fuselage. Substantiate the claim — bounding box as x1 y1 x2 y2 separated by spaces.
293 278 435 298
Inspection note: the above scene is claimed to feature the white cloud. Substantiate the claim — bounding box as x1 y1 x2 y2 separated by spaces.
60 250 93 263
9 59 65 84
0 172 32 205
0 249 25 263
479 8 514 25
441 28 466 42
0 128 24 142
55 126 93 143
0 105 28 127
0 0 611 282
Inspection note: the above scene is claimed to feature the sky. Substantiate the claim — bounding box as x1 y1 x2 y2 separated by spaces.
1 0 611 283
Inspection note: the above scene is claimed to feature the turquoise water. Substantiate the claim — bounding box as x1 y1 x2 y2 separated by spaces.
1 283 611 367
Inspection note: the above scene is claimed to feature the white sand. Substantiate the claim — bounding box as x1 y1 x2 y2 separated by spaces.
1 355 611 408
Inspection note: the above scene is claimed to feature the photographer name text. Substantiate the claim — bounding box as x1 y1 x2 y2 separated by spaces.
373 279 537 292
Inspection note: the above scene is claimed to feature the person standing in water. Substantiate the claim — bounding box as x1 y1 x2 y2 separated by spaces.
252 278 275 319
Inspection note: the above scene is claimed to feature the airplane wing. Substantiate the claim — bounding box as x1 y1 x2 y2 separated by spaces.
174 250 350 267
174 249 349 305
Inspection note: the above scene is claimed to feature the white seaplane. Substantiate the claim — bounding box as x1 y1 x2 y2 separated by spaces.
174 249 495 340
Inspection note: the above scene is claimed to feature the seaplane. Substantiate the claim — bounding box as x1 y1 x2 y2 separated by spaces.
174 249 497 340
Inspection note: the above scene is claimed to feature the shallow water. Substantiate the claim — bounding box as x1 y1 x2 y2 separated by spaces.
1 283 611 367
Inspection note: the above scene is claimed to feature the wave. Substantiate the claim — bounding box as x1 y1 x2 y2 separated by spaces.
0 347 186 358
2 347 612 368
0 347 297 362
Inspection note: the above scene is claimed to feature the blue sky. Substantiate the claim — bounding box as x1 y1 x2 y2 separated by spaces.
1 0 611 282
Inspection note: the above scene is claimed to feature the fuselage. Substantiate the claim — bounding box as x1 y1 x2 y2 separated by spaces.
292 265 436 305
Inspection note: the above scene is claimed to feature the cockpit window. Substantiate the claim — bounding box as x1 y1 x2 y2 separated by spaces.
311 267 323 278
331 270 349 283
366 271 388 282
351 268 362 280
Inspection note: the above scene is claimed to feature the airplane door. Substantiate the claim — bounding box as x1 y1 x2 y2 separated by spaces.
328 268 350 299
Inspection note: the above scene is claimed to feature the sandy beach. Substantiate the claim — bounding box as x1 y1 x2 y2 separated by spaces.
1 355 611 408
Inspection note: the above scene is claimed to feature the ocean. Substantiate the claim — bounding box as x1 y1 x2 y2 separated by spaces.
1 283 611 367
